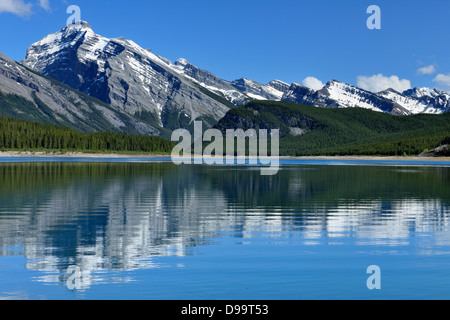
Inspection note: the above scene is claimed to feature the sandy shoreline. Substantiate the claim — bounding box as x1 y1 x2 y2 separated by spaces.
0 150 450 162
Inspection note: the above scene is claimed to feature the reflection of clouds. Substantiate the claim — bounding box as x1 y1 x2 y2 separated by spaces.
222 199 450 246
304 199 449 247
240 211 284 238
0 291 31 300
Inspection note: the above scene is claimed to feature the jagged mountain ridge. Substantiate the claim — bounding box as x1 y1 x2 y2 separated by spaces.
165 55 450 115
22 21 232 134
282 80 450 115
6 21 449 138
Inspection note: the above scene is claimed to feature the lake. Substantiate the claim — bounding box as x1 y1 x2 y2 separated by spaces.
0 158 450 300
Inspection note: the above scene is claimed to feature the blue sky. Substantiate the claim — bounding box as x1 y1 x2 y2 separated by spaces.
1 0 450 93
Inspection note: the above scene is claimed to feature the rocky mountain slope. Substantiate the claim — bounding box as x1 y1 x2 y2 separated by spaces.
282 80 450 115
0 50 162 135
21 21 231 133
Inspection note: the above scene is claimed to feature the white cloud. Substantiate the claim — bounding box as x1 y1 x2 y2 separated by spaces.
302 77 325 91
417 65 436 75
39 0 50 11
0 0 51 17
0 0 33 17
433 73 450 93
356 74 412 93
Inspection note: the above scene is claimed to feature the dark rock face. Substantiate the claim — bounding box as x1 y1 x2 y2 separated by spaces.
268 80 290 94
282 82 337 108
419 145 450 158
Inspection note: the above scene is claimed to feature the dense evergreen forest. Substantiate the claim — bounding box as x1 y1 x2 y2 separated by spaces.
215 101 450 157
0 117 174 153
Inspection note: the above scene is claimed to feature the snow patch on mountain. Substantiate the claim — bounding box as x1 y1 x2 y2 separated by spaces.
283 80 450 115
231 78 286 101
378 88 443 115
321 80 387 112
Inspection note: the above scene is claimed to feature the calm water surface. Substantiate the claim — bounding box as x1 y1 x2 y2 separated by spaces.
0 158 450 300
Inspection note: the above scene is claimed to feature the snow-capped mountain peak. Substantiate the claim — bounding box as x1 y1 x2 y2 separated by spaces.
402 87 450 113
25 21 110 71
283 80 434 115
404 87 441 99
377 88 441 115
22 22 231 133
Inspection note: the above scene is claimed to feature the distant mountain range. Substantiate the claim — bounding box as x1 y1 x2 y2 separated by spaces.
283 81 450 115
0 21 449 139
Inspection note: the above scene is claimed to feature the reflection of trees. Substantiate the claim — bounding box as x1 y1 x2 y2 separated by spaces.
0 162 449 289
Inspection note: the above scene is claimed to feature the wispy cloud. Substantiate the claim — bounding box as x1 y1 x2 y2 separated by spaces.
0 0 33 17
0 0 51 17
357 74 412 93
433 73 450 93
417 65 437 75
39 0 50 11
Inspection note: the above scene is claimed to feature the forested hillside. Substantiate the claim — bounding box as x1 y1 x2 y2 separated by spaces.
215 101 450 156
0 117 174 154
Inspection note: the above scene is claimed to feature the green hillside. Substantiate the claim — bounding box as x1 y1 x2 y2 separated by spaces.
215 100 450 156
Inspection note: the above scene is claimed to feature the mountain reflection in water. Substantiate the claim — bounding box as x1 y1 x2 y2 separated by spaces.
0 162 449 292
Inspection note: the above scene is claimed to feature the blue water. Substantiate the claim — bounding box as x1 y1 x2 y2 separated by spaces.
0 158 450 300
